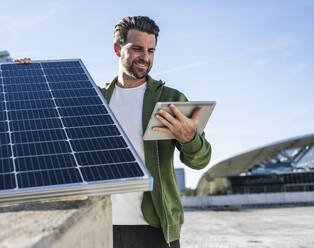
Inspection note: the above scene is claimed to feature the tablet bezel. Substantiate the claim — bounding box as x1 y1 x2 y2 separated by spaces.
143 101 216 140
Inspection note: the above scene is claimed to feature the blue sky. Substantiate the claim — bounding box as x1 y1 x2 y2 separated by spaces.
1 0 314 188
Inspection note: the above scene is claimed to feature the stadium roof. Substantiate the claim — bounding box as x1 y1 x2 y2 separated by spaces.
0 50 12 63
204 133 314 178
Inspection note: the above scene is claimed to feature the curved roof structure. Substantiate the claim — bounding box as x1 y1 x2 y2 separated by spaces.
0 50 12 63
200 133 314 178
196 133 314 195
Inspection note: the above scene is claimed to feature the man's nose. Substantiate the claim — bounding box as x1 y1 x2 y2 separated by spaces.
140 50 149 62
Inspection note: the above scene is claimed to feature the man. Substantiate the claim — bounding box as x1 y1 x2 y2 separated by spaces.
15 16 211 248
101 16 211 248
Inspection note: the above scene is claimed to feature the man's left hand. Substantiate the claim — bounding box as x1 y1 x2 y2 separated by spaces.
152 104 202 143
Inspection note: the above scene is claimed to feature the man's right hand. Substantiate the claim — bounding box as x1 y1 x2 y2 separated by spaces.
14 58 31 64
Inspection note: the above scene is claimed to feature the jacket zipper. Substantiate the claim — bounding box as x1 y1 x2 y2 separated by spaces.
155 141 170 246
154 83 170 246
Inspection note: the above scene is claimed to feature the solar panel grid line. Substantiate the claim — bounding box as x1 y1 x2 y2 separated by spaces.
56 61 140 175
0 61 86 190
78 61 147 167
39 64 87 185
0 69 19 190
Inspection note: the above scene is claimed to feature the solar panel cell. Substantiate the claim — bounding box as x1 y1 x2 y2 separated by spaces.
11 129 66 143
6 91 52 101
51 88 97 98
66 125 120 139
0 121 8 132
76 149 135 166
1 63 41 70
70 136 127 152
0 145 11 158
49 80 92 90
9 108 58 120
62 115 113 127
80 163 144 182
43 67 84 75
0 174 16 190
0 111 6 121
1 68 43 77
0 132 9 144
46 74 88 82
0 102 5 111
17 168 83 188
7 99 55 110
10 118 63 131
3 75 46 84
14 140 71 157
15 154 76 172
0 159 14 173
55 96 102 107
58 105 107 117
41 61 81 68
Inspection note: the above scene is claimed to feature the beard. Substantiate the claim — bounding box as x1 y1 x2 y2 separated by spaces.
123 58 152 79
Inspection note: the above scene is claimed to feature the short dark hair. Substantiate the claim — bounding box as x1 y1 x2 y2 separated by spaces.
114 16 160 46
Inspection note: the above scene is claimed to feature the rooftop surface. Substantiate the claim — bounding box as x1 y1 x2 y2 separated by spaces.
181 205 314 248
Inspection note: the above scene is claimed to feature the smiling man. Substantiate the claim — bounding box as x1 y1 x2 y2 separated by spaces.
100 16 212 248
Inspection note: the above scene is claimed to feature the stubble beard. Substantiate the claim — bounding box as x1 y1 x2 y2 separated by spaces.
124 59 152 80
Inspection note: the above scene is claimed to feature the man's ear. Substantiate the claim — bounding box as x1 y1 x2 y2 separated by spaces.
114 42 121 57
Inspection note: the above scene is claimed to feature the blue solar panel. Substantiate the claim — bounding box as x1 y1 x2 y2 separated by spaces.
0 59 152 204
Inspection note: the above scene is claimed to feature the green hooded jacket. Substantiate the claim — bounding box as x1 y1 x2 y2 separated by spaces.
100 75 211 243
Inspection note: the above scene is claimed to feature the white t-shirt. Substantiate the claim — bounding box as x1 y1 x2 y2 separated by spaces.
109 82 148 225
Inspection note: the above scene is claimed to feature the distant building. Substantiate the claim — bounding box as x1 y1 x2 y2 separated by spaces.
175 168 186 192
197 133 314 196
0 50 12 63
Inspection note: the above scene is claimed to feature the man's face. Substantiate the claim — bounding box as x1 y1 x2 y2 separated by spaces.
119 29 156 79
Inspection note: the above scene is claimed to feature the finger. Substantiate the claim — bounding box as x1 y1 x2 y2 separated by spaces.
22 58 31 64
156 109 177 124
191 107 202 121
169 104 185 121
152 126 172 134
155 113 173 128
14 58 32 65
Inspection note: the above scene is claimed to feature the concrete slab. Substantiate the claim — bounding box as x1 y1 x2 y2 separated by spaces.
181 206 314 248
0 196 112 248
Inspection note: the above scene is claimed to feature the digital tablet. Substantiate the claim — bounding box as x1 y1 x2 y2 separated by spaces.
143 101 216 140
